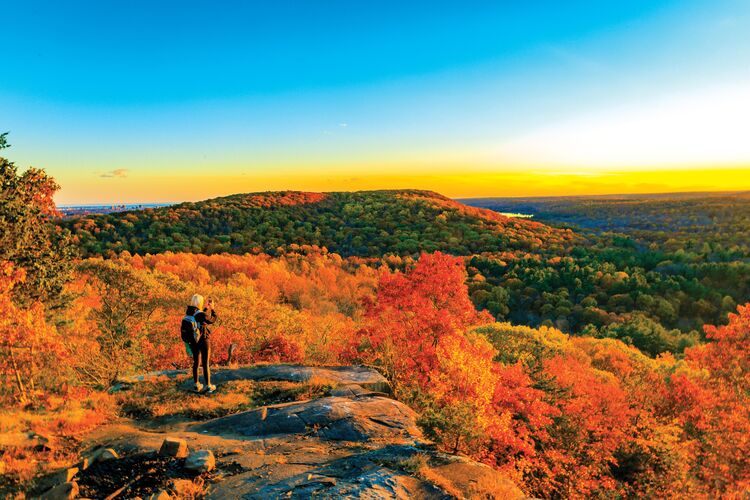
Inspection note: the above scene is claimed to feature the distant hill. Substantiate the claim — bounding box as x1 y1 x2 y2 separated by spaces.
62 189 573 257
463 191 750 249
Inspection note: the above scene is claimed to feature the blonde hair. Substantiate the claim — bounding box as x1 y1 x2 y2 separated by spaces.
190 294 204 310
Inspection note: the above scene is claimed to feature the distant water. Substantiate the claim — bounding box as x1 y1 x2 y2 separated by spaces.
499 212 534 218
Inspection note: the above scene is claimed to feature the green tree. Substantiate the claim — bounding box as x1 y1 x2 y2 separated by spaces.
0 134 75 306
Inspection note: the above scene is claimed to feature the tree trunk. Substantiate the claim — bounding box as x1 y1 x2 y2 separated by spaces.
9 347 28 403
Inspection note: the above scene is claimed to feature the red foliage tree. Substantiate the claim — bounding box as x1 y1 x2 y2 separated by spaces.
665 305 750 495
352 252 491 389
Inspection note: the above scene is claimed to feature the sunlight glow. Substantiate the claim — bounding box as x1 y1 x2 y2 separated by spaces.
497 84 750 169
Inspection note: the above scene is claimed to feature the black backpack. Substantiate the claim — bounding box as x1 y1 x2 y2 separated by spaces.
180 312 201 343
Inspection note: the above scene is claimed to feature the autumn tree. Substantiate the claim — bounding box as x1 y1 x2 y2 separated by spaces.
351 251 491 390
665 305 750 496
0 133 75 307
0 134 73 404
75 259 185 385
0 262 67 404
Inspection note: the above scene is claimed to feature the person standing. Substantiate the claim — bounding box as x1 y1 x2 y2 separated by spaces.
183 294 218 393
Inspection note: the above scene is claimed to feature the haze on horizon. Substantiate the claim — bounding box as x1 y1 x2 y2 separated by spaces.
2 0 750 205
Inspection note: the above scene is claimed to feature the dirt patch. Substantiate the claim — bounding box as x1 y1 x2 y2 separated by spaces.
76 450 247 498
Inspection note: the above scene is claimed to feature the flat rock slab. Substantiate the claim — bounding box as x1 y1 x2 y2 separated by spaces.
117 365 391 394
209 444 525 500
193 395 422 442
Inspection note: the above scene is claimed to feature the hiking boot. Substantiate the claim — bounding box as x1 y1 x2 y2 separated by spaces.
204 384 217 394
193 382 203 392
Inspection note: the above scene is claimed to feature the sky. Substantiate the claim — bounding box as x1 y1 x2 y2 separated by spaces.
2 0 750 204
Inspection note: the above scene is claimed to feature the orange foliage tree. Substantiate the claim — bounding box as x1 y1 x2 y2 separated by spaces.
0 262 66 403
664 305 750 496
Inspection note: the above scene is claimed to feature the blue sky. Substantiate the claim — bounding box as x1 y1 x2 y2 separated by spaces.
2 1 750 202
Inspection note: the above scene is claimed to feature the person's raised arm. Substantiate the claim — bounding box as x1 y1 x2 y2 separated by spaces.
204 299 217 324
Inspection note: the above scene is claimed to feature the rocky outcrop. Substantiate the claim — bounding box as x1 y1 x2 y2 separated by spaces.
76 365 525 499
193 395 421 442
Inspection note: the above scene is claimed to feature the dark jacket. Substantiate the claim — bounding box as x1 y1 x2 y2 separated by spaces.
185 305 217 341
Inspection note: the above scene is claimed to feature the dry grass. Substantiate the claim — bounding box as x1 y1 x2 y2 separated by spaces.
397 452 430 475
0 391 115 495
117 377 334 422
418 466 466 499
169 477 206 499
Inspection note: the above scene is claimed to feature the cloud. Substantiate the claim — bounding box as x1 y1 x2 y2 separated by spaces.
100 168 128 178
338 123 348 127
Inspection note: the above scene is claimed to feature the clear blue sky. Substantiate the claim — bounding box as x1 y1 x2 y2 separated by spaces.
2 1 750 203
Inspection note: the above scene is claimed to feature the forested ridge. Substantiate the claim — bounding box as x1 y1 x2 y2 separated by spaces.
61 189 573 257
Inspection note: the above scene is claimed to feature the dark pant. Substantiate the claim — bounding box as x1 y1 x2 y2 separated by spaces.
190 339 211 385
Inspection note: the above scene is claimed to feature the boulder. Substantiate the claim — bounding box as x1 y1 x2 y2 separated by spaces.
33 467 79 495
55 467 79 484
158 437 188 458
193 395 422 442
81 447 119 469
39 481 79 500
184 450 216 473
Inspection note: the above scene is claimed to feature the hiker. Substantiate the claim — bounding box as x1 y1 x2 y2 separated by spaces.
182 294 218 393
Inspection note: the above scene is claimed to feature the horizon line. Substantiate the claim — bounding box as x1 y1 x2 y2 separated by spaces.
55 187 750 208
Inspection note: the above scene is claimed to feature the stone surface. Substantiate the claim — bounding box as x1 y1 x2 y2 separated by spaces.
431 459 525 499
80 447 119 470
39 481 79 500
97 448 119 461
33 467 79 495
329 383 385 398
193 395 422 442
184 450 216 473
65 365 525 499
158 437 188 458
215 443 525 500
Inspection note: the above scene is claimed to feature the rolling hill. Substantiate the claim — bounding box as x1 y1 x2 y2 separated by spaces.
62 190 574 257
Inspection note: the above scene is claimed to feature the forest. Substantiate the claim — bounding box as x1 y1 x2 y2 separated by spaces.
61 188 750 356
2 139 749 498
